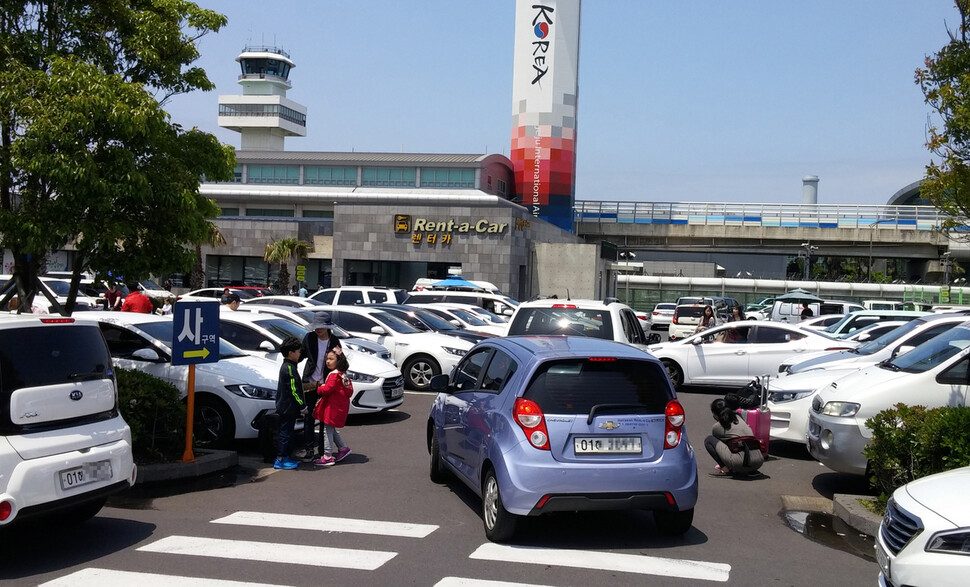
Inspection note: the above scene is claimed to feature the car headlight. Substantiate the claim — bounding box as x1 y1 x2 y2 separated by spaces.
345 370 379 383
926 529 970 555
820 401 860 417
226 384 277 400
769 390 814 403
344 342 377 356
442 346 467 357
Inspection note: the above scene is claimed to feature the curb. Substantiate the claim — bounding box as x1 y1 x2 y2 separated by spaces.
135 449 238 485
833 493 882 538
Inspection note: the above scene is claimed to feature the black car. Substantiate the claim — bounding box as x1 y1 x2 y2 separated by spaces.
372 304 493 345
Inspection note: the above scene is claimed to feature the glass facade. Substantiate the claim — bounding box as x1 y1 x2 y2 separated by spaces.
219 207 240 217
303 210 334 218
362 167 416 187
421 167 475 188
219 103 306 127
247 165 299 185
245 208 294 217
305 166 357 186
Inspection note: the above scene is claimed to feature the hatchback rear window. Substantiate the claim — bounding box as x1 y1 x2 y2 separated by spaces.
522 359 671 415
674 306 706 319
508 308 614 339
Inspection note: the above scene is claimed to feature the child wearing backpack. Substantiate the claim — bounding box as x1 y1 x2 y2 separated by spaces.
313 349 354 467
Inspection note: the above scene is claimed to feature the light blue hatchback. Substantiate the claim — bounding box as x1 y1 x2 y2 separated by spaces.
427 336 698 542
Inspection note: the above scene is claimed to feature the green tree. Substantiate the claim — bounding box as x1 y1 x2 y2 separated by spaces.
917 1 970 232
264 237 311 294
0 1 235 315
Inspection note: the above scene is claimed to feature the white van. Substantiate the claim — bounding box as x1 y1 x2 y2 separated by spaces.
0 315 136 527
768 299 863 323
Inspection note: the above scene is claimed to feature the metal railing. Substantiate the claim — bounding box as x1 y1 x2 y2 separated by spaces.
574 201 944 230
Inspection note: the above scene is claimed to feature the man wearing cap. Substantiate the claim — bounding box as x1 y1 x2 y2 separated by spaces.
299 312 343 460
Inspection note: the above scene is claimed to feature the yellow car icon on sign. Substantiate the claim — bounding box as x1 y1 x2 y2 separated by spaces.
394 214 411 233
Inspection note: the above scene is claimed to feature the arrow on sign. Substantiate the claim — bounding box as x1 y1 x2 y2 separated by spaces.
183 348 210 360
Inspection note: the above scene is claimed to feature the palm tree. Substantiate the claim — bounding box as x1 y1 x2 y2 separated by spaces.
189 224 226 290
264 237 311 294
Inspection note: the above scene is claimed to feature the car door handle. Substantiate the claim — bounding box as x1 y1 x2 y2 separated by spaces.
734 350 746 355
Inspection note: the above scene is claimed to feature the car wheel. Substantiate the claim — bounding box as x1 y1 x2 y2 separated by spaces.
429 427 448 483
194 395 235 449
482 469 517 542
58 497 107 525
403 354 440 391
653 507 694 536
662 359 684 389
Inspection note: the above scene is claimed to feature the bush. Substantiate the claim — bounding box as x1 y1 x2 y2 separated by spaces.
865 404 970 500
117 367 186 463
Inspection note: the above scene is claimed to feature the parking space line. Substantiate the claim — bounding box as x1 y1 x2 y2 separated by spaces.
469 543 731 583
434 578 556 587
137 535 396 570
212 510 438 538
39 568 283 586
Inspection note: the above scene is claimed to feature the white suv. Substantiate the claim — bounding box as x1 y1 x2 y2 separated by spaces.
309 286 409 306
322 306 473 390
505 298 658 348
0 315 136 528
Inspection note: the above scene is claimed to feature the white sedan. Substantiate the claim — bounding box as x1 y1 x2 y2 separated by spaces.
648 322 856 389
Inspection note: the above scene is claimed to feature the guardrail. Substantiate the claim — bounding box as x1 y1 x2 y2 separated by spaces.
574 201 943 230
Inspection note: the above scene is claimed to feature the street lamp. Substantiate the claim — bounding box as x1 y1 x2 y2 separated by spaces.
868 219 894 283
800 242 818 280
619 251 636 304
943 251 953 285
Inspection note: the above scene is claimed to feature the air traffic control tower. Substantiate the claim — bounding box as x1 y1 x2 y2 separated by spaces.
217 46 307 151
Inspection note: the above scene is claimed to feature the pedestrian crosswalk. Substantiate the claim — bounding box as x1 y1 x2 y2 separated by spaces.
39 510 732 586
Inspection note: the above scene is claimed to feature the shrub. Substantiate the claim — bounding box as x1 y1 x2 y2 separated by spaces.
117 367 186 463
865 403 970 500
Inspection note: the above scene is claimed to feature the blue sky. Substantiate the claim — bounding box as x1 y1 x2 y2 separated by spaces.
165 1 959 206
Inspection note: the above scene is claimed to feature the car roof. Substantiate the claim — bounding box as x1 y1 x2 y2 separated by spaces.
496 335 655 361
515 298 630 310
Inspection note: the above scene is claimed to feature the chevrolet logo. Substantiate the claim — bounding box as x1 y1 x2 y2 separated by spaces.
599 421 621 430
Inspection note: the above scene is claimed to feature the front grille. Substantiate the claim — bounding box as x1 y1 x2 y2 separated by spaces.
382 376 405 401
881 498 923 555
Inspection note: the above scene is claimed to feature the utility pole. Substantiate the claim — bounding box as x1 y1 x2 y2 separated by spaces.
801 242 818 280
619 251 636 304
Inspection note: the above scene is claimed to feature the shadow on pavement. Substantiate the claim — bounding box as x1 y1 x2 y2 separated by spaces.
812 471 877 499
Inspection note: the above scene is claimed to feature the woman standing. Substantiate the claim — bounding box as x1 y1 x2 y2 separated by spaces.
695 305 717 333
728 306 746 322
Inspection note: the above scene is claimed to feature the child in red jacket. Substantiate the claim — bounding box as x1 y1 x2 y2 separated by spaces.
313 349 354 467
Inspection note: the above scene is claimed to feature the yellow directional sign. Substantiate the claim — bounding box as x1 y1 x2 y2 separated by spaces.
183 348 210 360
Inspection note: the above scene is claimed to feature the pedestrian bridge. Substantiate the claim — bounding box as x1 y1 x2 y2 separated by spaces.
574 201 965 261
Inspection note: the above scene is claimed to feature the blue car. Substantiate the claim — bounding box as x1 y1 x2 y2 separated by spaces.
427 336 698 542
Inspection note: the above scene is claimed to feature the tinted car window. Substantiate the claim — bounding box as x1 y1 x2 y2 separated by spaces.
454 348 491 391
314 290 336 304
100 323 158 358
331 312 377 333
508 307 615 339
523 359 670 415
339 291 364 305
481 350 516 392
220 323 267 351
0 325 112 396
368 291 388 303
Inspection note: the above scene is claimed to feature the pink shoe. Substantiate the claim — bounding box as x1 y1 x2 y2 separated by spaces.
335 447 352 462
313 455 335 467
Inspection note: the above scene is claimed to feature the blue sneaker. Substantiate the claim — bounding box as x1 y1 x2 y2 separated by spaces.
274 457 299 470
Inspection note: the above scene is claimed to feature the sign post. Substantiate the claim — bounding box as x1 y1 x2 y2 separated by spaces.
172 301 220 462
296 265 306 283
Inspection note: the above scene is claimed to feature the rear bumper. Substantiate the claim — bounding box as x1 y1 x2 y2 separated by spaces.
529 491 678 515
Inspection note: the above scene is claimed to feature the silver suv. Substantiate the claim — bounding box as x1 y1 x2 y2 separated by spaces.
0 315 136 527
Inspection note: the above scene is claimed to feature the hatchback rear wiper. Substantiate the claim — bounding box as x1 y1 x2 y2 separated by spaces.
68 365 107 381
587 404 651 425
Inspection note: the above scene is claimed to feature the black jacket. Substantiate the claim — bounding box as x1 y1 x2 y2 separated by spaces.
276 359 305 417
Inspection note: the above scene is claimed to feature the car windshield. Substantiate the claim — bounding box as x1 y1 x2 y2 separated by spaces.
508 307 615 340
884 324 970 374
371 311 421 334
140 279 163 290
449 308 489 326
136 321 248 359
523 358 670 415
412 309 458 331
854 320 924 355
42 280 71 296
469 307 505 323
382 309 430 331
252 317 310 341
821 314 854 334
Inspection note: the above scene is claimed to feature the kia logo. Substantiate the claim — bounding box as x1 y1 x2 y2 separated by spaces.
69 390 83 401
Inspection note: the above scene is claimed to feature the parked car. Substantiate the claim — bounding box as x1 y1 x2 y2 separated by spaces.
243 295 326 309
505 298 657 348
0 314 136 528
2 275 100 312
648 321 855 390
180 287 258 301
674 296 740 321
818 310 931 339
309 286 409 306
321 305 474 390
372 304 492 345
218 312 404 414
648 302 676 330
840 320 908 343
415 302 507 337
767 299 864 323
808 320 970 476
427 336 697 541
90 313 284 447
668 304 709 341
876 465 970 587
798 314 847 330
404 290 519 318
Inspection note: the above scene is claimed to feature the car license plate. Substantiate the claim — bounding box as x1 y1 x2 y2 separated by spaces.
59 460 112 491
390 385 404 399
876 541 891 580
574 436 642 454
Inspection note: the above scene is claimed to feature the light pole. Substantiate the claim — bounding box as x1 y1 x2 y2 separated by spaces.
619 251 636 304
868 219 893 282
943 251 953 285
800 242 818 280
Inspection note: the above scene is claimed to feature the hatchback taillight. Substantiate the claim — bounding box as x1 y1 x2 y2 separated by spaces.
514 398 550 450
664 399 686 449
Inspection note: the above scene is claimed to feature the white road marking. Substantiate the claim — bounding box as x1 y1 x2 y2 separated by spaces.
212 510 437 538
469 543 731 583
39 568 283 586
435 578 557 587
137 535 396 570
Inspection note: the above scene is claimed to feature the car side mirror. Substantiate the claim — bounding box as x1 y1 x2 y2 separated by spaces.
503 308 514 316
691 337 704 345
647 333 662 345
259 340 276 352
430 374 450 392
370 325 388 335
131 348 161 361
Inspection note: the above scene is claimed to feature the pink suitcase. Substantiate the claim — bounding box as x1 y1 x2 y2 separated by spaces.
737 375 770 458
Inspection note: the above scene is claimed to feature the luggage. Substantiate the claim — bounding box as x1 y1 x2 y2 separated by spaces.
737 374 770 458
258 411 280 464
